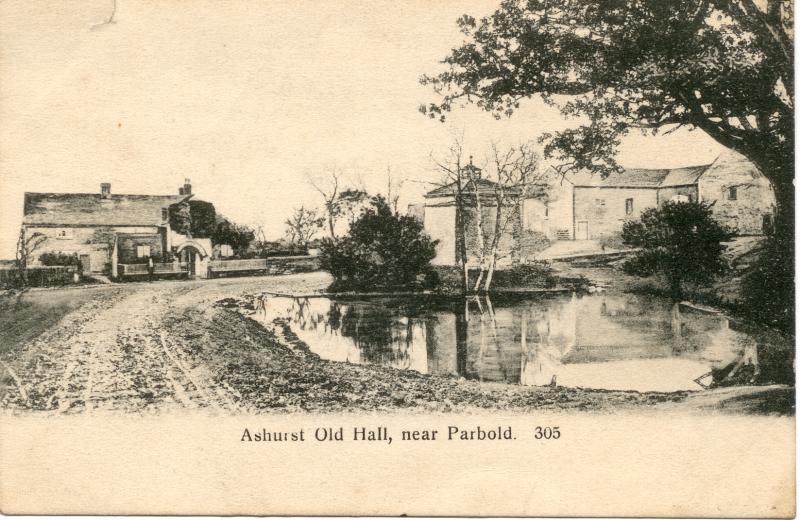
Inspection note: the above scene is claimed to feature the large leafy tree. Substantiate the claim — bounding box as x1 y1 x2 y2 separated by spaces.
421 0 793 238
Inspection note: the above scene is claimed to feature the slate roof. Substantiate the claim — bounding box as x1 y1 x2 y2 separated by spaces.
23 192 191 226
567 164 712 188
424 177 522 198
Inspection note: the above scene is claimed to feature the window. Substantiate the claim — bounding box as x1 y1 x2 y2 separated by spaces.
595 198 605 206
625 198 633 215
219 244 234 257
544 206 549 218
55 229 73 240
161 208 168 221
728 187 737 200
136 245 151 258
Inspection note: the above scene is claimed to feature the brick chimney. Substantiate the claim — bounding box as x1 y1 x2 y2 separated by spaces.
180 178 192 196
101 183 111 198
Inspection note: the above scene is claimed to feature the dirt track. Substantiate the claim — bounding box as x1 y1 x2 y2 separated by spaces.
0 275 326 414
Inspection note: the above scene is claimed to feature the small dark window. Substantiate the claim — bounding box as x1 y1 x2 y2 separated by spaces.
763 214 773 235
161 208 168 221
625 198 633 215
595 198 605 206
544 206 549 218
728 187 737 200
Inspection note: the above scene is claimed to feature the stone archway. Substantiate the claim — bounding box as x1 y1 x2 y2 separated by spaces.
175 240 210 278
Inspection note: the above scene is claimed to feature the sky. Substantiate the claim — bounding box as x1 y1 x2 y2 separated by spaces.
0 0 725 258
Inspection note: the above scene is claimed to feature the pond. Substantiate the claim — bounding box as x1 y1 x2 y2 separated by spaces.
257 292 766 392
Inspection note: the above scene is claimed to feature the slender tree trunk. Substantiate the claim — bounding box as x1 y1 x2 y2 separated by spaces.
455 202 469 294
471 183 487 292
483 247 497 292
327 210 336 239
669 273 683 302
483 193 506 293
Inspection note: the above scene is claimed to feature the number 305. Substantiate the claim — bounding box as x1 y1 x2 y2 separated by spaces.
534 426 560 439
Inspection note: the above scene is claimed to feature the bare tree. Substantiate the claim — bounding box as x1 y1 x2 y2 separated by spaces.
306 166 371 239
480 142 543 292
385 165 406 214
307 167 342 239
429 134 470 294
284 206 325 247
15 228 47 288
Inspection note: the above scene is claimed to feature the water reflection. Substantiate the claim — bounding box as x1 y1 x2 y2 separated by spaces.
261 292 763 392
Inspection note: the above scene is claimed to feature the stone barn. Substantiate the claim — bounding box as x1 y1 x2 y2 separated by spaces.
415 150 775 265
524 149 776 242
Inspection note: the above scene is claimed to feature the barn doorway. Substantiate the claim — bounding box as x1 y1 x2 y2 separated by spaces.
576 221 589 240
79 254 91 273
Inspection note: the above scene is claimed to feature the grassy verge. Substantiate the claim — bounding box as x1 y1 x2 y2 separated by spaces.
432 263 590 294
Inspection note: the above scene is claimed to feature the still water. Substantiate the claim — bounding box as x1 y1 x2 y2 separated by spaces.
258 292 757 392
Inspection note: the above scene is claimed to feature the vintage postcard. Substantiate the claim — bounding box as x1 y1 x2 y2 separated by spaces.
0 0 795 516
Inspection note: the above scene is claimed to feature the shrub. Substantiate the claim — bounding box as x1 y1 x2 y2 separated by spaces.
622 201 732 300
39 252 82 271
319 197 439 291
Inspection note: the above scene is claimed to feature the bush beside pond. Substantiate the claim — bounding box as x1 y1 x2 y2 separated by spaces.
319 198 439 292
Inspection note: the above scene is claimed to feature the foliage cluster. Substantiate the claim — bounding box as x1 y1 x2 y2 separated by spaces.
39 252 83 270
211 219 256 257
168 200 255 257
318 197 439 292
621 201 732 300
740 235 794 334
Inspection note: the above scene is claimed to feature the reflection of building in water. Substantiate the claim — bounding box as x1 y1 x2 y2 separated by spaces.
268 293 750 393
521 295 746 391
520 293 578 386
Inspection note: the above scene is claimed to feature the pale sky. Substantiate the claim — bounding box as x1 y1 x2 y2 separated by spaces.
0 0 724 258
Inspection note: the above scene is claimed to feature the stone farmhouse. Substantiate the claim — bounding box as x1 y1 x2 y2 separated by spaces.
22 180 214 278
418 150 776 266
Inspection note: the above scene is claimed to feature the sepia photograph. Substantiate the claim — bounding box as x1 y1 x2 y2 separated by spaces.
0 0 795 516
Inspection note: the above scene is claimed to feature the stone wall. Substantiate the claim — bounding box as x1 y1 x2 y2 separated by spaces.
423 201 456 265
573 187 658 239
522 178 574 240
24 225 160 273
698 151 776 235
423 198 521 267
460 203 520 267
117 232 167 264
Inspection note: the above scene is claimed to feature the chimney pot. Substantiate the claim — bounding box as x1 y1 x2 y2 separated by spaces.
182 178 192 195
101 183 111 198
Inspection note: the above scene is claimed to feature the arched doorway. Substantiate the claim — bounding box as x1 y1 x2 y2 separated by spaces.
180 245 202 276
175 240 210 278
